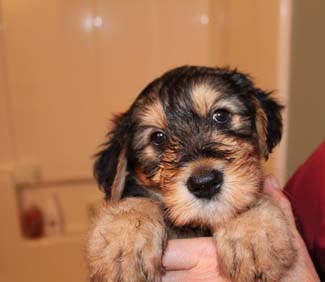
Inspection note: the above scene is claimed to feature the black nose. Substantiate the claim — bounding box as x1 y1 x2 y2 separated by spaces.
186 169 223 199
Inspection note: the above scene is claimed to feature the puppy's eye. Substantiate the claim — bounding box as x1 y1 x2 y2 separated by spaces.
150 131 166 147
213 109 231 124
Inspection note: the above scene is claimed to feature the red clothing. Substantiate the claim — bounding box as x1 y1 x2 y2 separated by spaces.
284 141 325 279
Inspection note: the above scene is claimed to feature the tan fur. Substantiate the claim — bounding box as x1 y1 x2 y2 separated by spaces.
253 97 269 158
191 85 220 116
162 140 263 229
86 198 167 282
137 98 167 129
135 168 162 191
214 196 296 282
110 147 127 202
193 89 253 136
215 97 245 114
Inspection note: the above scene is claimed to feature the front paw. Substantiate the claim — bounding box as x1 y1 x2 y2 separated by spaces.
86 198 167 282
214 204 296 281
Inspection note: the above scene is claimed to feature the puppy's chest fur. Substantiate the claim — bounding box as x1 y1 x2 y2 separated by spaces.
165 222 212 239
121 175 211 239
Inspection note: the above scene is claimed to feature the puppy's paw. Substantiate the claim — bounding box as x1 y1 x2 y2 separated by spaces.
214 199 296 282
86 198 167 282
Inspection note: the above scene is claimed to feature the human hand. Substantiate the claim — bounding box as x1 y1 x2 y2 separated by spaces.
162 175 320 282
162 237 230 282
264 175 320 282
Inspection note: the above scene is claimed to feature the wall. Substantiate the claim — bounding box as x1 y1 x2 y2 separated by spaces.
0 1 219 281
0 0 214 181
0 0 284 189
0 0 14 167
0 1 284 281
286 0 325 178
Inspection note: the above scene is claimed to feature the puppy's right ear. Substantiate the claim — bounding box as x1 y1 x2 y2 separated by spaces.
94 113 130 202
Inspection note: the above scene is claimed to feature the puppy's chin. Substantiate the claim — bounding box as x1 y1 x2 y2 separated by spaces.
163 185 231 228
162 169 263 230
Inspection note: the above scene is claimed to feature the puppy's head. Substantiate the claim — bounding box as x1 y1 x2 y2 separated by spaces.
94 66 283 228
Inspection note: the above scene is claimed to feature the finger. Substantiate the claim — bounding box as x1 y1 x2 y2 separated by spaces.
264 174 281 190
163 240 197 271
263 175 296 228
162 270 188 282
162 270 230 282
264 176 320 280
162 237 216 271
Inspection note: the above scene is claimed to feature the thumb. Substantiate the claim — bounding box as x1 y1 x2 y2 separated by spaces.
263 175 296 228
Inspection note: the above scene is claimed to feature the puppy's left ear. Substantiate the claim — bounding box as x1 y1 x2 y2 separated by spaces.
253 90 284 159
93 113 130 202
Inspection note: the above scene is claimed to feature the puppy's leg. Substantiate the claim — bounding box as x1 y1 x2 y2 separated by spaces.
86 198 167 282
214 196 296 282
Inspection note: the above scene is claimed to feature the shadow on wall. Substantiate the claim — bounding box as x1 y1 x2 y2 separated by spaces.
286 0 325 178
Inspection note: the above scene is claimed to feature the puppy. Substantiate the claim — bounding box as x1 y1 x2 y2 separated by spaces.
86 66 296 282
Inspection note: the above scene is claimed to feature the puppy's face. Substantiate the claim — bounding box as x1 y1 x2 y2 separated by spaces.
95 66 283 229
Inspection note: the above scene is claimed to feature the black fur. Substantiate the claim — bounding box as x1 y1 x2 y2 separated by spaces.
254 89 284 155
225 68 284 155
93 113 131 198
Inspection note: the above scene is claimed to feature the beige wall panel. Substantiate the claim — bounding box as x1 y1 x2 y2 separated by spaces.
226 0 280 91
2 0 100 180
0 2 14 165
209 0 229 66
2 0 214 181
95 0 212 113
150 0 211 73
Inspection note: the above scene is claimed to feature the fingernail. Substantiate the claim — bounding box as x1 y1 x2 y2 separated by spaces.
267 174 281 190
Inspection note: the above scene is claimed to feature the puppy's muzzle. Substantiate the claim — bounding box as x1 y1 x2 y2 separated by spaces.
186 169 223 199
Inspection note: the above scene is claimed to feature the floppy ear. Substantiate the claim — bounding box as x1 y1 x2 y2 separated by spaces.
253 90 284 159
93 114 130 202
227 70 283 159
